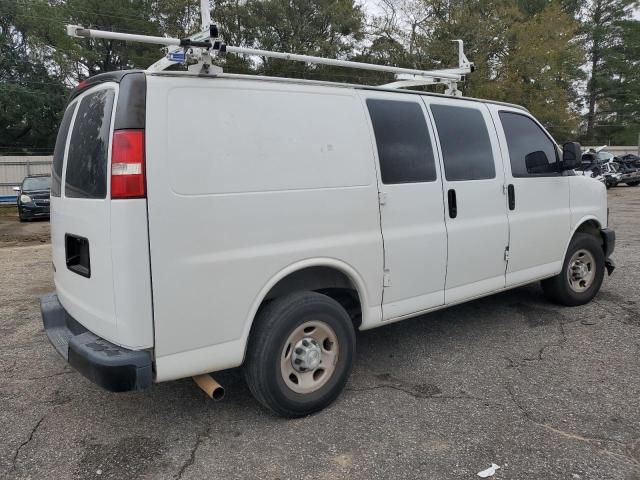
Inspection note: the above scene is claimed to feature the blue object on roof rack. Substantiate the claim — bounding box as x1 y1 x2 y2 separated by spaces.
167 51 186 63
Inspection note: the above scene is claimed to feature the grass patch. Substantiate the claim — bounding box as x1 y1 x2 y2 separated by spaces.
0 205 18 217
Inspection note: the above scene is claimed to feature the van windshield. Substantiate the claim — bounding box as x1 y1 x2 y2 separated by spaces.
23 176 51 191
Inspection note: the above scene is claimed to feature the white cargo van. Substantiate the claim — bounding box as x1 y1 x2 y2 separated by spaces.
41 70 615 417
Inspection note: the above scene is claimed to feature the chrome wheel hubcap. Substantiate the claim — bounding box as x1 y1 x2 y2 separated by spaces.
281 321 339 394
291 337 322 371
567 249 596 293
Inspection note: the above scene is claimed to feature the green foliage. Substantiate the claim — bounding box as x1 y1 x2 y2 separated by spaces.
472 2 583 140
581 0 639 144
0 1 68 153
0 0 638 151
19 0 166 77
375 0 582 140
606 18 640 144
220 0 366 78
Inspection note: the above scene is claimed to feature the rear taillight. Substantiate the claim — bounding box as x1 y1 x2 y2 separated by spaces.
111 129 146 199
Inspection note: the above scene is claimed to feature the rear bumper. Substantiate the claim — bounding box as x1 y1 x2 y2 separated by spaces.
40 293 153 392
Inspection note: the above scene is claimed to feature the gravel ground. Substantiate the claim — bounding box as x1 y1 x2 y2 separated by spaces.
0 208 50 247
0 188 639 480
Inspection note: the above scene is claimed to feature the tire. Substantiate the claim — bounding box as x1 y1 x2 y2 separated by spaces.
244 291 356 418
626 181 639 187
18 208 27 222
541 233 605 306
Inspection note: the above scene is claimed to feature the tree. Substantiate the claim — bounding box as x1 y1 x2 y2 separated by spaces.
0 0 203 150
20 0 166 80
0 1 68 152
604 18 640 144
581 0 638 143
1 0 637 152
477 2 583 140
391 0 582 139
244 0 365 78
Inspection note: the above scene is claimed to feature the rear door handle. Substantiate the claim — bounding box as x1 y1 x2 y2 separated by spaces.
507 184 515 210
447 189 457 218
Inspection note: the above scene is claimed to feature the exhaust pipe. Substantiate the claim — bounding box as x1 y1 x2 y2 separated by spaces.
192 374 225 401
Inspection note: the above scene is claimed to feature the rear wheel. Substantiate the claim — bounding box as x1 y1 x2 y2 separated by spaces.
244 291 356 417
541 233 605 306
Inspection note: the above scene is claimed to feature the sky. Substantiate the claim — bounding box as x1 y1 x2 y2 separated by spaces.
360 0 383 17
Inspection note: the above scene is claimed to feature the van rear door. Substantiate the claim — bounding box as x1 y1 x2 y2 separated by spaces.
51 72 153 350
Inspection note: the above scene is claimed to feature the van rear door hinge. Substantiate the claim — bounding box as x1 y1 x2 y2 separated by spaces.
383 270 391 287
378 192 387 205
504 246 510 262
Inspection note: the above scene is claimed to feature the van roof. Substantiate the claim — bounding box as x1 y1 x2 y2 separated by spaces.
73 69 528 113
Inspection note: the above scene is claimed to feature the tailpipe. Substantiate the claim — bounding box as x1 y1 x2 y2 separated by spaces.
192 374 225 401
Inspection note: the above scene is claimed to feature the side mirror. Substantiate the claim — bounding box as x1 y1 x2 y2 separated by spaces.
12 186 20 192
561 142 582 170
525 150 552 174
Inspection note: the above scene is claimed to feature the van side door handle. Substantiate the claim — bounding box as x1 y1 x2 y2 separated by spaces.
447 189 457 218
507 184 515 210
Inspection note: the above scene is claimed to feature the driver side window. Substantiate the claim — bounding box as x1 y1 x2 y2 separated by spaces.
499 111 559 177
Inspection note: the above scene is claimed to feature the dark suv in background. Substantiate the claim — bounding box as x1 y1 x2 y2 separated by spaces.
14 174 51 221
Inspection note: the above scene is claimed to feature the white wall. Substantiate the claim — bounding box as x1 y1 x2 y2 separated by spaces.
584 146 639 157
0 156 53 199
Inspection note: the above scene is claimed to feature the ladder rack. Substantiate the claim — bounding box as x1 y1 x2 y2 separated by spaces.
66 10 473 95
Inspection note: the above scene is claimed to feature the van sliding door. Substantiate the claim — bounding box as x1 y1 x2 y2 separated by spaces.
424 97 509 304
360 91 447 320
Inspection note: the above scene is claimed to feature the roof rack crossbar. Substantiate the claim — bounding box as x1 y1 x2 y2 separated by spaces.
222 45 462 80
66 20 474 94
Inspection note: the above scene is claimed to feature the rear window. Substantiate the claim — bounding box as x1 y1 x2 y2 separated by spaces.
65 89 115 198
23 176 51 191
51 104 76 197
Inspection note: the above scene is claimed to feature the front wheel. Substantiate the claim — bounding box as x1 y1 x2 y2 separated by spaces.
244 291 356 417
541 233 605 306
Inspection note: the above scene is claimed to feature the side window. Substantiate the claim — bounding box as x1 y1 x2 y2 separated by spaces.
65 89 115 199
366 99 437 184
51 104 76 197
499 111 558 177
430 104 495 181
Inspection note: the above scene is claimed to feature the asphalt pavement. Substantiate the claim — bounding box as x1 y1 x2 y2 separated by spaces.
0 188 639 479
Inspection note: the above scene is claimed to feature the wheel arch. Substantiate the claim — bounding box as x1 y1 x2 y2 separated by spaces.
240 258 373 361
562 216 603 262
